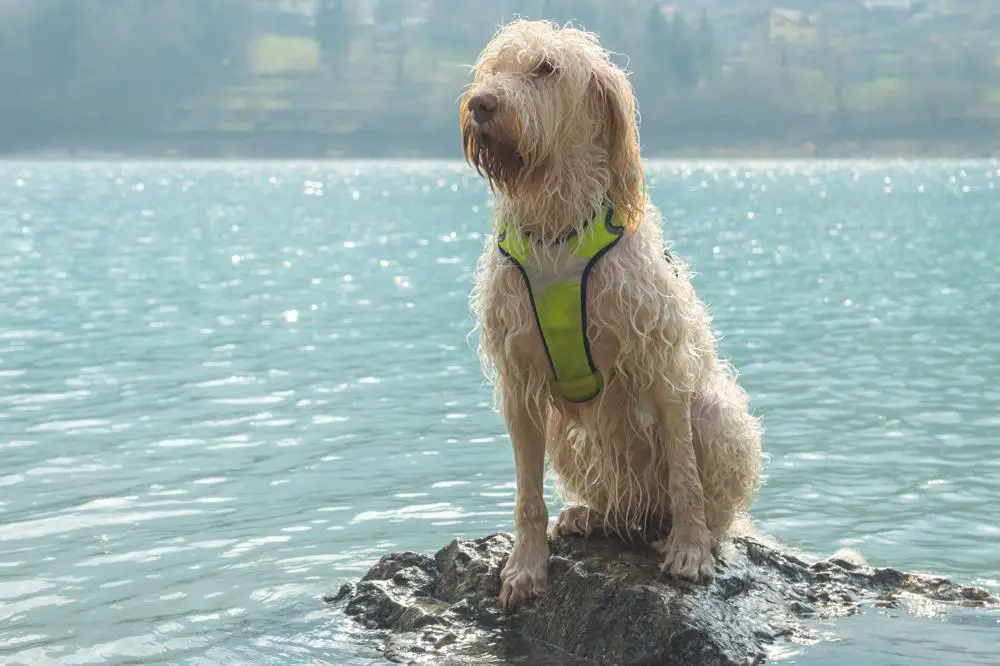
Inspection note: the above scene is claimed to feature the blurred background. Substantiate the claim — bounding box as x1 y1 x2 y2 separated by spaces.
1 0 998 159
2 3 1000 665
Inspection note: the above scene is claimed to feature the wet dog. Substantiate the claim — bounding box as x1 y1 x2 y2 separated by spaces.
461 19 763 611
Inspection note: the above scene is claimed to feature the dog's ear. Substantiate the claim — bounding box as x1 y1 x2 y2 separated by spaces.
595 66 645 229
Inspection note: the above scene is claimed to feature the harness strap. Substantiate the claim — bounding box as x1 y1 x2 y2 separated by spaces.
497 203 624 403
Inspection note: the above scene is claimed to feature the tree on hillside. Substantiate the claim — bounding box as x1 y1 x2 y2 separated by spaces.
780 45 793 92
640 3 671 97
639 7 711 92
817 23 850 134
197 0 255 73
316 0 353 68
374 0 409 88
894 54 985 133
668 14 699 88
25 0 85 94
425 0 489 42
696 9 717 82
374 0 402 27
0 0 253 147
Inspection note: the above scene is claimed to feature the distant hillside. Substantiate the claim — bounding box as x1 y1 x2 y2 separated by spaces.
1 0 999 157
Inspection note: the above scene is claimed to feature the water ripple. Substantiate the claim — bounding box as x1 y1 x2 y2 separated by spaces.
0 160 997 664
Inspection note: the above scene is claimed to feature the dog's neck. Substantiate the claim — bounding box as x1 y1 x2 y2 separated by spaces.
497 149 611 242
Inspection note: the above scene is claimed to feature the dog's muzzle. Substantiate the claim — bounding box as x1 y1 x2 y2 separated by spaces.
467 92 499 125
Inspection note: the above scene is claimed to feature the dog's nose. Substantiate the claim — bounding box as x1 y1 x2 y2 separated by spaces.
468 92 499 124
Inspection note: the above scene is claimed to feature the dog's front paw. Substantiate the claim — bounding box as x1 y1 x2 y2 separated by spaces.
653 531 716 584
499 539 550 612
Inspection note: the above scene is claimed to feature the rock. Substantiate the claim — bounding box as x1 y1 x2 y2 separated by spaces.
326 532 997 665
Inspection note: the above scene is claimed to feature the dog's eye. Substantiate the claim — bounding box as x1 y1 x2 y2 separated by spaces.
535 60 556 77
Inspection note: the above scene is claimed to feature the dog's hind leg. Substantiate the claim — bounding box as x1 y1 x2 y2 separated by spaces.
650 384 716 584
691 379 763 540
498 388 551 612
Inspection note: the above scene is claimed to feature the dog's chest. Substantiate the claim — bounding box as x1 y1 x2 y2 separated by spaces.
492 259 619 378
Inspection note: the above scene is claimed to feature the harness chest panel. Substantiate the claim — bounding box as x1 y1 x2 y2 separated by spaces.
497 204 624 403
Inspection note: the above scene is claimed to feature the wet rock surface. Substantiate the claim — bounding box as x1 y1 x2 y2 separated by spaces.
326 532 996 665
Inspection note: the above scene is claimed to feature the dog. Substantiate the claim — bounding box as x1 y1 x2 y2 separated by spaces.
460 19 763 612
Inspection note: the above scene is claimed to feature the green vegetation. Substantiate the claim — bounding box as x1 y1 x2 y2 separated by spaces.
250 35 321 73
1 0 999 157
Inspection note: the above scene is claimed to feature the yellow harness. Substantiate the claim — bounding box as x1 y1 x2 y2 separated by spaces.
497 203 625 403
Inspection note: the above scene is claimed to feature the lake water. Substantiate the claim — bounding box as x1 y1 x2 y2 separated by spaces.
0 159 998 665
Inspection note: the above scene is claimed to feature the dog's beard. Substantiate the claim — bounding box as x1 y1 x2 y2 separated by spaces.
463 126 524 193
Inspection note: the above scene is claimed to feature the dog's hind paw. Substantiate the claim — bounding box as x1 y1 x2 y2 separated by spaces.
552 505 604 538
654 532 716 585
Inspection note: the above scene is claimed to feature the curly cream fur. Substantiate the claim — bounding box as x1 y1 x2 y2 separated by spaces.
461 20 763 611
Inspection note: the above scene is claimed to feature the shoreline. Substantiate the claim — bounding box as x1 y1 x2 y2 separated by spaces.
1 138 998 162
2 152 997 162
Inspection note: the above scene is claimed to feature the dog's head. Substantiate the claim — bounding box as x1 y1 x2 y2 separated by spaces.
460 20 644 225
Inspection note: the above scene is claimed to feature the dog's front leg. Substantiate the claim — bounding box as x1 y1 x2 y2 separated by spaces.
652 387 716 584
499 392 550 611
